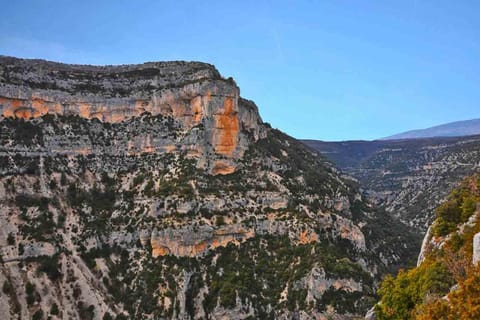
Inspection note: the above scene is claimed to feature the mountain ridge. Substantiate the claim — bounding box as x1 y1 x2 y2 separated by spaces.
382 118 480 140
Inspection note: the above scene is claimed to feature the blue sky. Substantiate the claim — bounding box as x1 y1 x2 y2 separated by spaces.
1 0 479 141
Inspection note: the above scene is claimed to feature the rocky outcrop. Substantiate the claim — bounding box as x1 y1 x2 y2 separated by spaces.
0 242 56 262
0 56 265 174
365 306 376 320
150 225 254 257
417 226 432 266
295 267 362 301
149 220 321 258
473 232 480 265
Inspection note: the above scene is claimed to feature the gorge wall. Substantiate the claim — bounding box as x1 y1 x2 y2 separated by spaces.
0 56 265 175
0 56 419 320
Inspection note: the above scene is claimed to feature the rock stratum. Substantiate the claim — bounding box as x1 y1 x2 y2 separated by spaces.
0 56 264 175
0 56 418 320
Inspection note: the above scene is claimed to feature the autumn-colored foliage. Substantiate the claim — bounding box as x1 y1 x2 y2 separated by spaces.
376 175 480 320
376 260 453 320
418 265 480 319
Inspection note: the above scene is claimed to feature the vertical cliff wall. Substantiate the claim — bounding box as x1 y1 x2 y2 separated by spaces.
0 56 265 174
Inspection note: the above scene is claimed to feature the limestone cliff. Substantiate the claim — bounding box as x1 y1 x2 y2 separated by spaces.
0 57 417 320
0 56 265 175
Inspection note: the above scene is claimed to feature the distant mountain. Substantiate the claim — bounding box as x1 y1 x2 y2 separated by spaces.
383 118 480 140
303 135 480 230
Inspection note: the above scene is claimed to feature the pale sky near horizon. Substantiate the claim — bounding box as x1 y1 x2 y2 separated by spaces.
1 0 479 141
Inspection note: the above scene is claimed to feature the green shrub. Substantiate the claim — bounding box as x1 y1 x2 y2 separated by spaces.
7 233 15 245
60 172 68 186
144 178 155 196
132 173 145 186
37 255 62 281
32 309 44 320
376 260 454 319
215 216 225 226
50 303 59 315
432 183 479 237
26 282 37 306
2 281 11 294
103 312 114 320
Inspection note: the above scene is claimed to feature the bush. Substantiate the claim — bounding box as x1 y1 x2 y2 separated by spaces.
434 200 462 236
26 282 37 306
432 182 479 237
32 309 44 320
103 312 114 320
78 304 95 320
15 195 49 210
60 172 67 186
215 216 225 226
50 303 59 315
38 255 62 281
7 233 15 245
2 281 11 294
417 265 480 319
144 178 155 196
132 173 145 187
376 260 454 319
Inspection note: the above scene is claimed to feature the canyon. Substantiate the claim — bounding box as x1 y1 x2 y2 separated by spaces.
304 136 480 231
0 56 439 320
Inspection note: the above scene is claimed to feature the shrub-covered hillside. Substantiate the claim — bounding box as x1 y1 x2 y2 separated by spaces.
375 174 480 319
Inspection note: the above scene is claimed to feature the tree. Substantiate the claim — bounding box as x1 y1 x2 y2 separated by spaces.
50 303 59 315
32 309 44 320
376 260 453 320
7 233 15 245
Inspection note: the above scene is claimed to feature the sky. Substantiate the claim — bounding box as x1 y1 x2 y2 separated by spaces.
1 0 479 141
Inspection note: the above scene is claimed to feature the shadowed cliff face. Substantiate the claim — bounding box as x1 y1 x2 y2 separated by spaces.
0 56 264 175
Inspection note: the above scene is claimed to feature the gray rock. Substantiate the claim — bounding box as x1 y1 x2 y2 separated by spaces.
473 232 480 265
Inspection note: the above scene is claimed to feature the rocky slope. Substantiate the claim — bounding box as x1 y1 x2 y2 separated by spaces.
0 57 418 320
303 136 480 231
373 174 480 319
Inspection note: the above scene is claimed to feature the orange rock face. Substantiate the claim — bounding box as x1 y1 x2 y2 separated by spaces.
151 237 172 257
0 97 28 118
149 224 318 258
299 230 319 245
0 96 63 119
190 96 204 124
213 97 239 156
152 246 171 257
211 161 236 175
0 74 264 177
150 226 255 258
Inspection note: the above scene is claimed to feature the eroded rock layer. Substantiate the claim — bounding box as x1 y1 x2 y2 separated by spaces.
0 56 264 174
